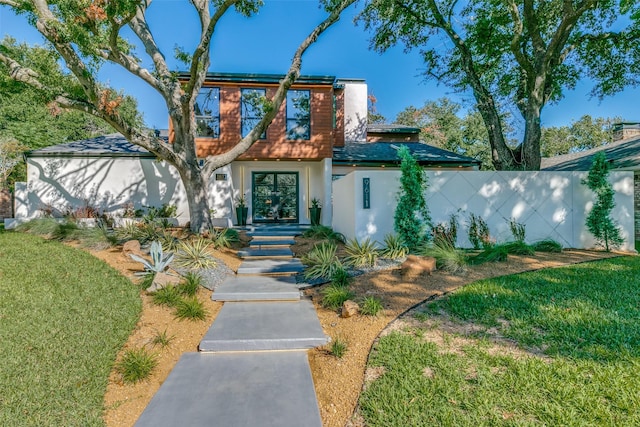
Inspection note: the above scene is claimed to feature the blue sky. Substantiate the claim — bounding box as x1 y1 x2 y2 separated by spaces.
2 0 639 131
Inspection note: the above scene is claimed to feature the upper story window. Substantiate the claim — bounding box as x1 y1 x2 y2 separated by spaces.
241 88 267 139
286 90 311 140
195 87 220 138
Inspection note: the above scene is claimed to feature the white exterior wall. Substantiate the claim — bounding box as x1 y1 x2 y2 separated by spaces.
339 80 368 142
332 170 636 251
16 156 232 225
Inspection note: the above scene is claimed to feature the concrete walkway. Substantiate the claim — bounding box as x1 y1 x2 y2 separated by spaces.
135 225 328 427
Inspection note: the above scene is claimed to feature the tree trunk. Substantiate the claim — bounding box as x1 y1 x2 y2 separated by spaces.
522 105 542 170
178 163 212 233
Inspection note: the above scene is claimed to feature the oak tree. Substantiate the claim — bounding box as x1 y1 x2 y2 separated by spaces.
360 0 640 170
0 0 355 231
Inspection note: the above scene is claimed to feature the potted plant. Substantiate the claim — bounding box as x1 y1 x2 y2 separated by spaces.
309 198 322 226
235 195 248 226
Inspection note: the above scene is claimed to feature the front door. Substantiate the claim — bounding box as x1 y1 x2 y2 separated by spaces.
252 172 299 223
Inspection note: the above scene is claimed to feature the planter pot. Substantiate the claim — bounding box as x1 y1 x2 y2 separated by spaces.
236 207 248 226
309 207 322 226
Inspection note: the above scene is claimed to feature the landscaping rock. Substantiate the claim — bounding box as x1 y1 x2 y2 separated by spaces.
341 300 359 318
147 272 181 292
122 240 144 258
401 255 436 279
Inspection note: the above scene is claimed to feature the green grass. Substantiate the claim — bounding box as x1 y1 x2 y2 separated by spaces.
359 257 640 426
0 232 141 426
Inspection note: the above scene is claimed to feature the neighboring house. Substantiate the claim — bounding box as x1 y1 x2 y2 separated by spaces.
15 72 480 226
541 122 640 241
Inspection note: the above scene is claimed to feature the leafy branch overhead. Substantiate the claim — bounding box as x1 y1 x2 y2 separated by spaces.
0 0 356 232
360 0 640 171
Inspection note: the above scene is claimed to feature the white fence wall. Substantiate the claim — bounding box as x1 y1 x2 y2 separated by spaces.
332 170 635 251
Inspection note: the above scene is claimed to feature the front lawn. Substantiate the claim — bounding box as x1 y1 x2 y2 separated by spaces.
359 257 640 426
0 232 141 426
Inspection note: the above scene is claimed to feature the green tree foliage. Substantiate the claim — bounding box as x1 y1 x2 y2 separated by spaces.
394 146 431 250
0 0 355 232
395 98 493 169
360 1 640 171
582 152 624 251
541 115 620 157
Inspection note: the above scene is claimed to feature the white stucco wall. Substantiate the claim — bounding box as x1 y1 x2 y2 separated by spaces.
332 170 636 251
16 156 231 225
338 80 368 143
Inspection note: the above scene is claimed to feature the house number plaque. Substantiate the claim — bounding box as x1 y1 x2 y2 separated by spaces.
363 177 370 209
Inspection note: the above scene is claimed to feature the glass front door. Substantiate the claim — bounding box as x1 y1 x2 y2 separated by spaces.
252 172 299 223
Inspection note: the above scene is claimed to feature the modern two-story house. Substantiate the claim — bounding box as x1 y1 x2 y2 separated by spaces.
14 73 481 227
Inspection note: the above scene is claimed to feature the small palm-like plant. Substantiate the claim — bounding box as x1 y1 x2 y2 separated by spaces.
209 227 239 249
175 238 217 269
379 233 408 260
343 237 379 268
302 225 346 243
302 242 342 280
129 240 174 275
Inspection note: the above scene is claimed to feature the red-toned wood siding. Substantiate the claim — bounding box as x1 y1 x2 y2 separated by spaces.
186 82 335 160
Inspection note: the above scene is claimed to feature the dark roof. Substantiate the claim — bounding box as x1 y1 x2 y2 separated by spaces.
26 133 156 158
366 124 420 134
333 142 481 167
541 135 640 171
177 72 336 86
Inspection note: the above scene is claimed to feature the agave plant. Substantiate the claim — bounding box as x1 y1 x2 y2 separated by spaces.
129 240 174 275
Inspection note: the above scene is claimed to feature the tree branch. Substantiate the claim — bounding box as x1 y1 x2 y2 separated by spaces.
128 0 172 83
506 0 534 75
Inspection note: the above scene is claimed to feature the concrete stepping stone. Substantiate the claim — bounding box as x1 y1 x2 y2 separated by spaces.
212 276 300 302
249 238 296 248
237 258 305 276
135 351 322 427
237 247 293 259
199 300 329 352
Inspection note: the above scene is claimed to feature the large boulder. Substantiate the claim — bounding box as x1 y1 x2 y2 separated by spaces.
400 255 436 280
122 240 145 259
147 272 181 292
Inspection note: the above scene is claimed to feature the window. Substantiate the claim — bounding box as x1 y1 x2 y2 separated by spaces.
286 90 311 140
241 88 267 138
195 88 220 138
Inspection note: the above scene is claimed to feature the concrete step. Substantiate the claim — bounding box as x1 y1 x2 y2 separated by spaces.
249 239 296 248
247 231 297 239
237 258 305 276
212 276 300 302
199 300 329 352
135 351 322 427
237 248 293 259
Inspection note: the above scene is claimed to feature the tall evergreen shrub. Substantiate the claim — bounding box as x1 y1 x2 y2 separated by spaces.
582 152 624 251
394 146 431 250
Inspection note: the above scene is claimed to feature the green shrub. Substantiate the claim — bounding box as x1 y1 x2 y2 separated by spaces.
321 284 355 310
379 233 408 260
302 225 346 243
302 241 342 280
361 296 383 316
508 217 526 242
421 240 467 274
433 214 459 247
328 337 348 358
151 285 181 307
343 237 379 268
174 297 207 321
15 218 61 236
582 152 624 251
179 272 202 296
116 348 158 384
394 146 431 251
468 213 492 249
501 241 535 255
470 245 509 264
175 238 217 269
210 227 239 248
532 239 563 253
74 224 117 249
331 267 353 288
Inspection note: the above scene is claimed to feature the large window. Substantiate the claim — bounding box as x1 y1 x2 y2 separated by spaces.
241 88 267 138
286 90 311 140
195 88 220 138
